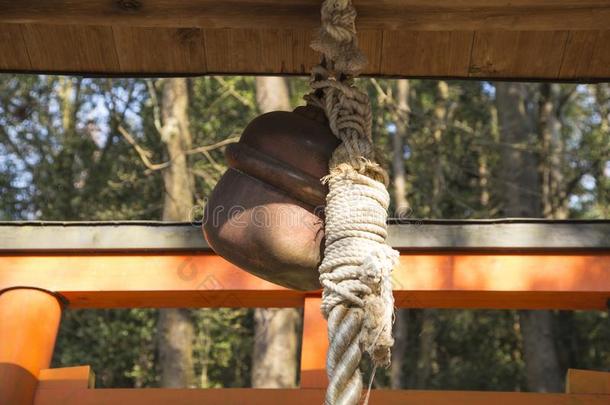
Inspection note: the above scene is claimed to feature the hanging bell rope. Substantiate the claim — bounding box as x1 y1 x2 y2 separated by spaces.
305 1 399 404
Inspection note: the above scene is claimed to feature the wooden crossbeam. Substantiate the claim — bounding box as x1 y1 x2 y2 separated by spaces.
2 220 610 252
1 2 610 79
32 387 610 405
0 252 609 309
2 1 610 31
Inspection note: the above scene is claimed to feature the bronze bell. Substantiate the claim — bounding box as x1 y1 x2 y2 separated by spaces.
203 105 339 291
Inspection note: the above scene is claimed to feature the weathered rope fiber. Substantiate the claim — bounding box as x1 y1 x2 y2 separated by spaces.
306 1 399 404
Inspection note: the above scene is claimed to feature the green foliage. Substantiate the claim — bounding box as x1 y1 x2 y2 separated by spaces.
52 309 158 388
428 310 526 390
192 309 254 388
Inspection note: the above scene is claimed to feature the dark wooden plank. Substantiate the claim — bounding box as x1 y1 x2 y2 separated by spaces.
559 31 600 80
381 31 474 77
558 30 610 79
204 28 261 74
0 24 31 70
21 24 120 73
204 28 313 75
358 30 383 76
0 221 609 252
258 29 295 74
202 29 232 74
589 31 610 78
113 27 206 74
259 29 385 76
2 1 610 31
290 29 319 75
469 31 568 79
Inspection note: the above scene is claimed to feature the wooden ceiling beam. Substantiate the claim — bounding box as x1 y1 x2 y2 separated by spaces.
1 1 610 31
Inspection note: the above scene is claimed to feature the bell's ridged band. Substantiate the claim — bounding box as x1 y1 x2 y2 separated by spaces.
226 142 328 208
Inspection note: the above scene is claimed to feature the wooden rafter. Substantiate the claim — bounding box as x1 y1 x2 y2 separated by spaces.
1 1 609 79
1 1 610 31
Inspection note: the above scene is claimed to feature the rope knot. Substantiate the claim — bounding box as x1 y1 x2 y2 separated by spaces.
312 0 366 76
321 0 356 43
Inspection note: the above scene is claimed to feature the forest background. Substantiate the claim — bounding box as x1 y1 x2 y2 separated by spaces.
0 74 608 391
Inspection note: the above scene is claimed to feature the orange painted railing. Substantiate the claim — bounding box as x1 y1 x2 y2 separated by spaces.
1 251 609 404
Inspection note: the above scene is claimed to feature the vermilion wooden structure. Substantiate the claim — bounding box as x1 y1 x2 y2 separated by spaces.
0 221 609 404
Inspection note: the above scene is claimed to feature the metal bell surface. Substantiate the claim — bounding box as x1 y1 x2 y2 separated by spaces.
203 106 338 291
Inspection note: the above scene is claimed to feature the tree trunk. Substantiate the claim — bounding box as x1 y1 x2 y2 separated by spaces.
431 81 449 214
412 81 449 388
495 83 540 217
591 84 609 217
539 84 567 219
479 103 500 213
414 310 437 389
252 308 301 387
390 79 410 389
55 77 82 219
157 78 196 388
251 76 300 388
495 82 563 392
517 310 563 392
392 79 410 218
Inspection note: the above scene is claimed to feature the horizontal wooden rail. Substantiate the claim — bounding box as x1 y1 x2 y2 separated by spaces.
2 220 610 252
29 363 610 404
32 387 610 405
2 1 610 31
30 364 610 404
1 252 609 309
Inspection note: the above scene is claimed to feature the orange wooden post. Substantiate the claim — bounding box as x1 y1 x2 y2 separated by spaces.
0 288 62 405
566 369 610 394
299 296 328 388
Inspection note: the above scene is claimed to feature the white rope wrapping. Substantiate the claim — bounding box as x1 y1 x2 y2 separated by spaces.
306 1 399 403
321 169 399 356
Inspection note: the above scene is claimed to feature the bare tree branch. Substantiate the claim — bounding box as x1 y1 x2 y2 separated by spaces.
191 168 219 186
118 125 236 172
370 78 410 115
214 76 255 109
146 79 164 136
370 78 391 104
117 125 170 171
186 136 239 155
201 149 225 174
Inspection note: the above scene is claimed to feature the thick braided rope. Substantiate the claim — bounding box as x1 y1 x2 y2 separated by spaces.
307 1 399 404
